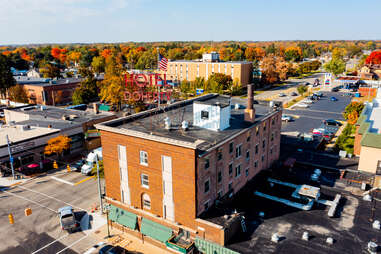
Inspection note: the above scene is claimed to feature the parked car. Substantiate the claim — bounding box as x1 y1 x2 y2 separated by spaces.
291 92 298 96
278 93 286 97
330 96 338 101
297 103 309 108
324 119 342 126
312 128 334 140
81 148 102 175
99 245 128 254
331 87 339 92
281 114 293 122
58 206 79 233
304 99 314 104
70 159 85 172
314 91 323 97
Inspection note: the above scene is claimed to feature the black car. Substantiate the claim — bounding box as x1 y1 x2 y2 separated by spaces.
331 87 339 92
323 119 342 127
99 245 128 254
291 92 298 96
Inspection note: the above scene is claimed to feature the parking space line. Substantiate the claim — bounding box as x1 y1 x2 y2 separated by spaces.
17 185 86 211
56 234 89 254
74 175 95 186
50 176 75 186
3 189 57 213
31 233 69 254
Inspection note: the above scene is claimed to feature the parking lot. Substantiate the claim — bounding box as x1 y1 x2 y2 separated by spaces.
0 170 105 254
282 91 353 134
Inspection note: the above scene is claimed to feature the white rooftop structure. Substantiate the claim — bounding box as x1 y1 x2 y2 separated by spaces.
367 89 381 133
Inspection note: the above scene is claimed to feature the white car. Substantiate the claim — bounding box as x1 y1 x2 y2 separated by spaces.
297 103 309 108
281 114 293 122
304 99 313 104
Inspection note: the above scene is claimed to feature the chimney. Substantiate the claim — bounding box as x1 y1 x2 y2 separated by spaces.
93 103 99 114
244 84 256 123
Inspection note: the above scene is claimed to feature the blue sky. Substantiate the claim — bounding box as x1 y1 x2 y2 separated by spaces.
1 0 380 44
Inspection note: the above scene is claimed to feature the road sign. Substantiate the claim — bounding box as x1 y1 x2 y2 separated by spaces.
9 156 13 163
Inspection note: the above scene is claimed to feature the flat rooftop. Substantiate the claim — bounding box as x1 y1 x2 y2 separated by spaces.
200 168 381 254
96 94 279 152
8 105 113 124
0 125 59 148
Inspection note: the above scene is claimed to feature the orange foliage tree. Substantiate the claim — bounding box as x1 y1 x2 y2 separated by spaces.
365 50 381 65
44 136 72 157
347 110 359 125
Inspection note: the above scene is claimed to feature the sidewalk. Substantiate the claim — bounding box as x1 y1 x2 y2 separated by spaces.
91 224 172 254
0 175 29 187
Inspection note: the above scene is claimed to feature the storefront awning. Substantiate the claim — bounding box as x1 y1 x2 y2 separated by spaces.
141 218 172 243
109 205 137 230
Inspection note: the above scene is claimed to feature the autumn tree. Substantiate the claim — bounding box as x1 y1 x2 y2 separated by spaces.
284 47 302 62
260 54 279 85
347 110 359 125
332 48 347 60
40 62 61 78
99 56 125 110
91 56 105 73
365 50 381 65
8 85 28 103
44 136 72 159
0 55 16 98
276 60 290 81
324 58 345 76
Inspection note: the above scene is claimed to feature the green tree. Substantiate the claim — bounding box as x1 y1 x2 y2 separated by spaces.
324 58 345 76
8 85 28 103
40 62 61 78
72 75 98 105
0 55 16 97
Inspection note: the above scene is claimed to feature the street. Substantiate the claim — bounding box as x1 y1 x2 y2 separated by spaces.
0 170 105 254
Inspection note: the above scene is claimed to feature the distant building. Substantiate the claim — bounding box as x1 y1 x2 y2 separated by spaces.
95 86 282 252
359 65 381 80
162 52 253 86
354 89 381 178
15 77 82 105
26 69 41 78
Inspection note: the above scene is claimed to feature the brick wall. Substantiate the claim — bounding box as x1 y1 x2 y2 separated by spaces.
101 130 197 229
354 125 362 156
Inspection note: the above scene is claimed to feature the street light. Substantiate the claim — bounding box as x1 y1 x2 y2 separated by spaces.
103 204 111 238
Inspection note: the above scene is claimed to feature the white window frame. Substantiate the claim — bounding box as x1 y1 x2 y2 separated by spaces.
235 144 242 158
141 173 149 189
140 150 148 166
235 164 241 178
142 193 151 210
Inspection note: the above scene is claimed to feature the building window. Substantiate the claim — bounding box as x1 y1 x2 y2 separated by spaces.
254 160 258 168
270 147 273 154
246 150 250 161
262 139 266 149
204 200 209 211
229 142 234 154
235 164 241 178
217 190 222 199
204 179 210 193
235 144 242 158
271 132 274 141
263 123 266 131
255 144 258 154
218 171 222 183
228 181 233 191
261 155 265 162
141 174 149 188
272 118 275 125
142 193 151 210
201 110 209 120
256 126 260 136
217 149 223 161
205 158 210 170
247 135 251 142
245 168 249 177
229 163 233 176
140 151 148 166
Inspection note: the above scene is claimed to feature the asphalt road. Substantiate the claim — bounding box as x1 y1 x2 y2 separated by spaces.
282 91 353 134
0 171 104 254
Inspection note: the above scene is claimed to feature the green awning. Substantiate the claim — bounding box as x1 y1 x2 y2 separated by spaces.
195 238 240 254
141 218 172 243
109 205 137 230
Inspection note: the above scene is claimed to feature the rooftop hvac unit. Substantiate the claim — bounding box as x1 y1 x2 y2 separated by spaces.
181 120 189 130
164 117 171 130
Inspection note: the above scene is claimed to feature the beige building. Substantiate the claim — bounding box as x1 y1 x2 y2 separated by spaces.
354 89 381 175
164 52 253 86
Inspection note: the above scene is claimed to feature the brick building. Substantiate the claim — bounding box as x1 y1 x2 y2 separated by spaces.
96 86 282 252
162 52 253 86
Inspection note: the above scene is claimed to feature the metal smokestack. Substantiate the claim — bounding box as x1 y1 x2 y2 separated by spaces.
247 84 253 109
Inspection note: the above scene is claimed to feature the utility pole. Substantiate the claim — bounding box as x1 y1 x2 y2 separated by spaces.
95 155 103 214
157 47 161 108
6 135 15 179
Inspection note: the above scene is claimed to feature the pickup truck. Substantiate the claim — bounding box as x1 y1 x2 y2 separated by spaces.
81 148 102 175
58 206 79 233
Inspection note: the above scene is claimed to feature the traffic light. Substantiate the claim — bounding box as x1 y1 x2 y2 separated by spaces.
8 213 14 224
67 164 71 172
25 208 32 216
53 161 58 169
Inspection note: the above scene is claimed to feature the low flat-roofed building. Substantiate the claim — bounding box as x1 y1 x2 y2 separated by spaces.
96 86 282 252
354 89 381 177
